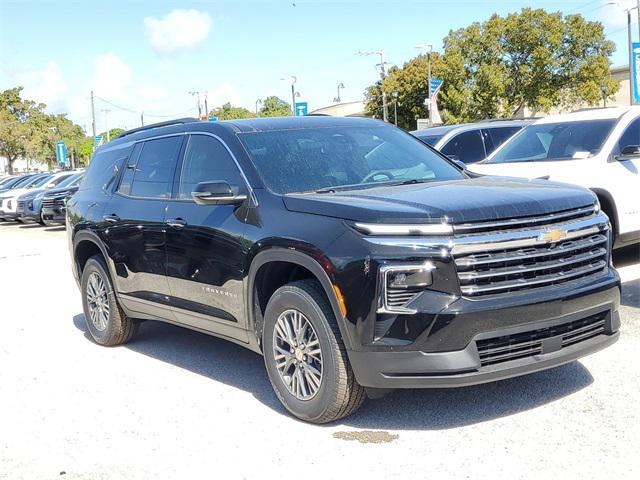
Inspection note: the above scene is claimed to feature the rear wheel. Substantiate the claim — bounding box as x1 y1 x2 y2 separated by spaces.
263 280 365 423
81 255 138 346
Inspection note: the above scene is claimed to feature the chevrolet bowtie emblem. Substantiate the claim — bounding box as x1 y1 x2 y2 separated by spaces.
539 229 568 242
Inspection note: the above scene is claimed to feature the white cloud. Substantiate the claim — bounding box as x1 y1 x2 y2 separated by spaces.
144 9 212 54
93 53 132 99
15 61 68 113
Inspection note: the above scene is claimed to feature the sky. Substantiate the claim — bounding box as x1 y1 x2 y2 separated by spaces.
0 0 631 133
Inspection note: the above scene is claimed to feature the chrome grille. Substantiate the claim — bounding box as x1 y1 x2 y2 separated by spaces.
453 207 609 297
476 311 607 366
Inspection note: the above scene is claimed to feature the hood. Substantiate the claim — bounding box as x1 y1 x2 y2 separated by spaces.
1 187 31 199
282 177 596 224
45 186 79 198
18 188 46 201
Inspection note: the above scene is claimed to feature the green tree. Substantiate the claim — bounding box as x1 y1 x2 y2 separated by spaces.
0 87 41 174
210 103 255 120
259 96 291 117
364 8 618 127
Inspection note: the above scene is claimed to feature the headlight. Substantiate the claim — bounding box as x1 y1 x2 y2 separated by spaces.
594 199 600 214
378 262 435 314
7 199 12 210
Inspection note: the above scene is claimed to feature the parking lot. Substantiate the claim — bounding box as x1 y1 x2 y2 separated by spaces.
1 221 639 479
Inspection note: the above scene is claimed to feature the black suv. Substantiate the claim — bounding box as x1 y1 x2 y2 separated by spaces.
67 117 620 423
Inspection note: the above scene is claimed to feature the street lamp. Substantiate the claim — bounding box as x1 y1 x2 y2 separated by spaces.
255 98 263 116
358 50 389 122
334 82 345 103
281 76 298 116
608 1 639 105
416 43 434 126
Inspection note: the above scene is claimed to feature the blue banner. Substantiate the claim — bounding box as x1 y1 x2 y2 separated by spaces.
633 43 640 103
55 141 68 165
295 102 308 116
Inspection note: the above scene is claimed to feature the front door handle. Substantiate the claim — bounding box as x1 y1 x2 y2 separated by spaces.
166 218 187 229
102 213 120 223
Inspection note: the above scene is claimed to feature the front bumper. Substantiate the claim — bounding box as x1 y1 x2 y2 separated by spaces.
42 205 65 224
348 276 620 389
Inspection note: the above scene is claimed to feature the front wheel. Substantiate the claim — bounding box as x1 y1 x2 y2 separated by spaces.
263 280 365 423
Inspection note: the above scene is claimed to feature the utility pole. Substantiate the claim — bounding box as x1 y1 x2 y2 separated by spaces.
203 92 209 118
141 111 144 126
189 91 202 118
101 109 111 142
281 76 297 116
416 44 434 126
90 90 96 139
358 51 388 122
255 98 262 116
392 91 399 126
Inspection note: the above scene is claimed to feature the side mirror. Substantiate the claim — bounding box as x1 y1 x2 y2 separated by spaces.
191 181 247 205
450 157 467 170
616 145 640 160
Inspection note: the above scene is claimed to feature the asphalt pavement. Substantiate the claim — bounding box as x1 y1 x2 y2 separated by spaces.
0 221 639 479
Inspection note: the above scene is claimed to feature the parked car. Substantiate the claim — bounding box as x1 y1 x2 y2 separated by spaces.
0 173 52 221
19 172 84 224
411 119 532 164
40 173 84 226
0 174 38 195
68 117 620 423
0 171 76 221
470 106 640 249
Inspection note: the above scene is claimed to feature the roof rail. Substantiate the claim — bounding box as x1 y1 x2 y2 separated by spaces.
477 117 540 123
117 117 199 140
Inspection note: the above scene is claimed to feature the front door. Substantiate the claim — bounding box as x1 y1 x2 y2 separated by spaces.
164 134 251 342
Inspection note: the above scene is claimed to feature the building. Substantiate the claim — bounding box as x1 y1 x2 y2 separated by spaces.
1 156 47 175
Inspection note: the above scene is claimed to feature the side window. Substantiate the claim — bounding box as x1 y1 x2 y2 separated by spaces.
125 136 183 199
486 127 522 154
80 145 132 192
440 130 486 163
178 135 244 200
117 143 143 196
617 117 640 153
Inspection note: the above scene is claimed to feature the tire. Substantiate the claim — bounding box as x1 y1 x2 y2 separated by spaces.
38 213 46 226
80 255 138 346
262 280 366 423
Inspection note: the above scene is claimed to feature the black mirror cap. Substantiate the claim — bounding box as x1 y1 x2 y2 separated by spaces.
191 181 247 205
619 145 640 157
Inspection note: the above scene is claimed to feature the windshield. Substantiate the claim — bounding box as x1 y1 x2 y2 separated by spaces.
30 174 54 188
414 134 443 146
239 126 463 194
487 119 616 163
58 173 83 188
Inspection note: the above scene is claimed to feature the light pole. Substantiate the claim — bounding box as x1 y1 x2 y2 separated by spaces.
281 76 298 116
203 91 209 119
189 91 202 118
100 109 111 142
392 91 399 126
609 2 637 105
335 82 345 103
358 50 389 122
416 43 434 126
255 98 262 116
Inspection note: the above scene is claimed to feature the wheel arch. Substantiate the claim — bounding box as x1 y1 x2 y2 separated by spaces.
591 187 619 240
73 230 117 292
247 248 352 352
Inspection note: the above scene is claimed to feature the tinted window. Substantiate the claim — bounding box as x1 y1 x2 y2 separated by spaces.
415 134 443 146
30 174 54 187
486 126 522 154
128 136 182 198
178 135 243 200
488 119 616 163
239 126 462 194
57 173 83 188
617 117 640 153
117 143 143 196
440 130 486 163
81 145 132 191
48 173 74 187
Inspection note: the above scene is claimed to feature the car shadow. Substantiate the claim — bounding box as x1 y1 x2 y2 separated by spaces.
613 244 640 269
622 278 640 308
73 313 594 429
44 226 66 232
18 223 41 229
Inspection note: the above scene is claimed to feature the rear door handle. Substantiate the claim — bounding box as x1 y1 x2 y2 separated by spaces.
166 218 187 228
102 214 120 223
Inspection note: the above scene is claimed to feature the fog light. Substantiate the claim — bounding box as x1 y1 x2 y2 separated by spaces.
387 268 433 289
378 262 436 314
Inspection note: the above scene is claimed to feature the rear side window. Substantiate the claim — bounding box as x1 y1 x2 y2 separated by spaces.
486 127 522 154
178 135 243 200
617 117 640 153
440 130 486 163
81 146 132 191
120 136 183 199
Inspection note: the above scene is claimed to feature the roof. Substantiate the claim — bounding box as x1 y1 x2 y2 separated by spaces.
411 119 532 136
534 106 640 124
222 115 386 132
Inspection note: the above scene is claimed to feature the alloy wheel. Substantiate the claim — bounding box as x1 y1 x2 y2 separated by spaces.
272 309 323 400
86 272 110 332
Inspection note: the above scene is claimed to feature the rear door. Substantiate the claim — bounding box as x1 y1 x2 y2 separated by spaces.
102 135 184 318
164 133 250 342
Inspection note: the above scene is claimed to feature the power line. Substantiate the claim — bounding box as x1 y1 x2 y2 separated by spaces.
93 94 197 120
565 0 601 14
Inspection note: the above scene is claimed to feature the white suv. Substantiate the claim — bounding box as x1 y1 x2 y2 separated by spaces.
471 106 640 248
